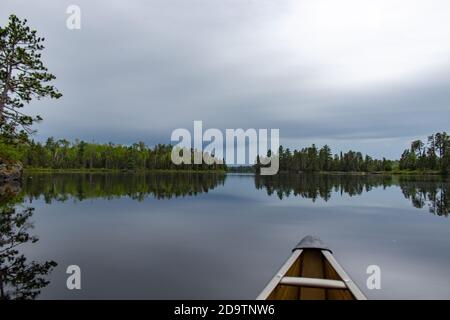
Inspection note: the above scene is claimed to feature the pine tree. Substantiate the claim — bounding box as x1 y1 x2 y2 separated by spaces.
0 15 62 143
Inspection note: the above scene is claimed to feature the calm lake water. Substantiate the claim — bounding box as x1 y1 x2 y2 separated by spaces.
1 172 450 299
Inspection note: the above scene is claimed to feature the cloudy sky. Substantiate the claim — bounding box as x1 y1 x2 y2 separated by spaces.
2 0 450 158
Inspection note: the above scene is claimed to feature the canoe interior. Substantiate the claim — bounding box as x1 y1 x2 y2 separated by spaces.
267 249 355 300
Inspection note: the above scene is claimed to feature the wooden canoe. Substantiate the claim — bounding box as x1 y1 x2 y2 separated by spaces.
257 236 367 300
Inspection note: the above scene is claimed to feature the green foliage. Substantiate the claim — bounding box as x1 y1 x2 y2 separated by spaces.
399 132 450 174
0 14 62 142
20 139 227 172
255 144 394 173
229 165 255 173
0 138 23 162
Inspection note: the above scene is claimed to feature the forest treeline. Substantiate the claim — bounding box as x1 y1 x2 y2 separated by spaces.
255 144 394 173
15 138 391 173
254 131 450 174
399 132 450 173
16 138 226 172
4 131 448 174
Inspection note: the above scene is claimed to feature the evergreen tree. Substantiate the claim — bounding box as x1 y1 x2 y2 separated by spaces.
0 15 62 144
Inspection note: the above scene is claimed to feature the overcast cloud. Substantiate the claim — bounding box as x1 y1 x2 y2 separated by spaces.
1 0 450 158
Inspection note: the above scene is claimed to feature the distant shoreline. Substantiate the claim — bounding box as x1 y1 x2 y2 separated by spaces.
22 168 445 176
306 170 443 176
23 168 227 174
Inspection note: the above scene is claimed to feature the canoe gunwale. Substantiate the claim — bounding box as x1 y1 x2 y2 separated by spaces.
321 250 367 300
256 249 303 300
256 243 367 300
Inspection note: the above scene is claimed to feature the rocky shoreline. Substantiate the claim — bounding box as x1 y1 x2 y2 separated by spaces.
0 160 23 183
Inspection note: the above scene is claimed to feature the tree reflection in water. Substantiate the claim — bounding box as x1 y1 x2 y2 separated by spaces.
1 172 225 299
0 182 57 300
1 172 448 298
255 174 450 217
398 176 449 217
21 172 226 203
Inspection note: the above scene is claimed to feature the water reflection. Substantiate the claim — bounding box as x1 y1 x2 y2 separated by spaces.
399 176 450 217
255 174 450 217
2 173 449 299
21 172 226 202
17 173 450 217
0 183 57 300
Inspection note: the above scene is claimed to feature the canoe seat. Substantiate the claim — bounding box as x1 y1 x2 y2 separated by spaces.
280 276 347 289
